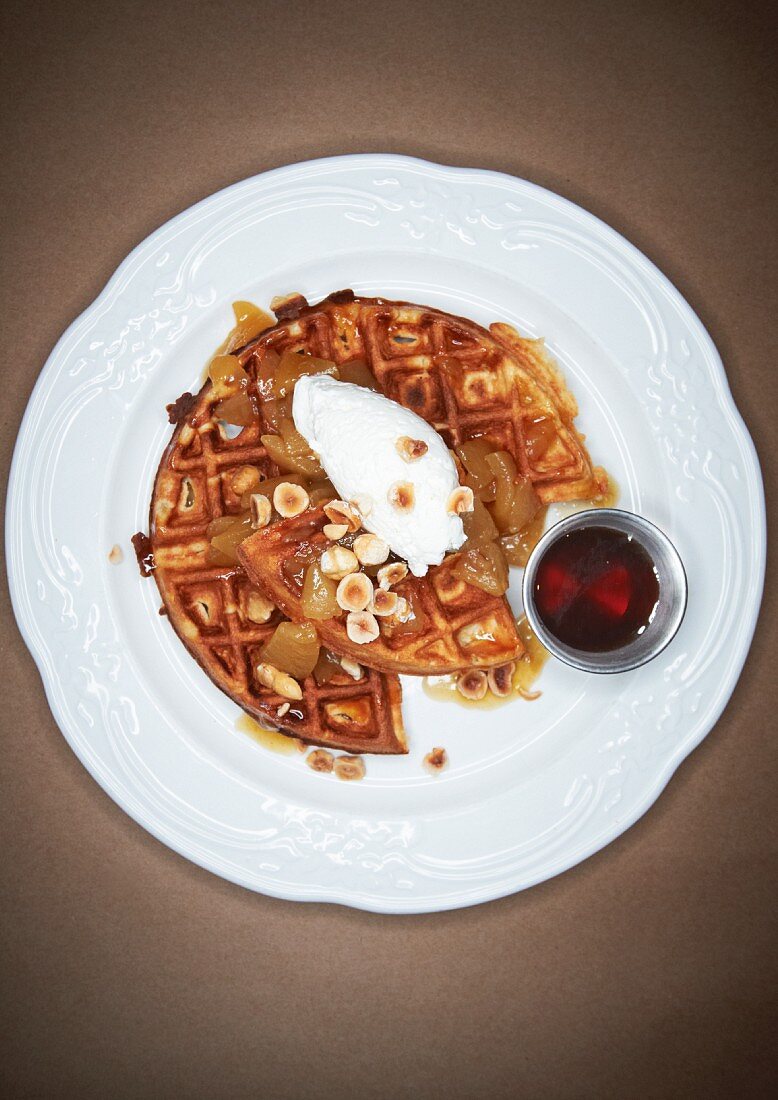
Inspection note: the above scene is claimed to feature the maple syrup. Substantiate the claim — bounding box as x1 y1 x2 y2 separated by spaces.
532 526 659 653
236 713 299 754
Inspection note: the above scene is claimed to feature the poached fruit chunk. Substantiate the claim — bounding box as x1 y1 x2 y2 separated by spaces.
301 561 340 620
215 392 256 426
274 349 339 398
456 438 498 500
261 621 320 679
485 450 540 535
224 301 274 354
261 417 324 478
450 496 509 596
337 359 381 390
207 513 252 563
208 355 250 397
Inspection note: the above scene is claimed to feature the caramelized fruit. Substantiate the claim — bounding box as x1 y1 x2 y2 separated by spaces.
208 355 249 397
225 301 274 354
301 561 340 620
275 350 338 398
261 621 320 678
456 439 498 499
524 416 557 462
207 513 253 562
485 451 540 535
312 649 343 685
214 392 256 426
452 540 509 596
337 359 380 390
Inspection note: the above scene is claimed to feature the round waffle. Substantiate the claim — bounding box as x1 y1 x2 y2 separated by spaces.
147 384 407 755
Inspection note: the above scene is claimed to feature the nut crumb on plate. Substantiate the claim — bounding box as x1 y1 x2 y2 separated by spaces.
456 669 488 701
108 544 124 565
423 747 448 774
333 755 366 781
306 748 334 773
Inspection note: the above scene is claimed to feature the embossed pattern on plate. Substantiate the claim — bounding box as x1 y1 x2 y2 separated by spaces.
6 155 766 912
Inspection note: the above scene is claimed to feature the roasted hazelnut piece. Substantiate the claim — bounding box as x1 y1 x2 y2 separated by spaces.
377 561 409 589
370 588 399 617
273 482 310 518
395 436 429 462
306 748 335 773
230 465 262 496
320 545 359 580
423 747 448 774
353 533 390 566
456 669 488 701
340 657 363 680
323 522 349 541
447 486 475 516
255 662 303 700
333 755 366 781
246 590 274 624
336 572 373 612
346 610 380 644
250 492 272 528
324 499 361 532
388 481 415 512
487 662 516 697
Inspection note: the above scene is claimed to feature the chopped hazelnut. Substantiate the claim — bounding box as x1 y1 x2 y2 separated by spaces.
230 465 262 496
108 544 124 565
394 596 411 622
447 486 475 516
255 662 303 700
370 588 399 617
273 482 310 518
250 492 272 528
340 657 363 680
456 669 488 701
353 532 390 566
323 522 349 541
333 755 366 781
246 590 274 624
336 572 373 612
306 748 335 773
388 481 415 512
346 610 380 644
276 702 291 718
423 747 448 774
395 436 429 462
324 499 362 532
320 545 359 580
487 662 516 697
377 561 408 589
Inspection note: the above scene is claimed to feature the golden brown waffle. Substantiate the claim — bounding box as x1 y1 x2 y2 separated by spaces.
237 291 608 504
148 387 407 755
238 506 524 675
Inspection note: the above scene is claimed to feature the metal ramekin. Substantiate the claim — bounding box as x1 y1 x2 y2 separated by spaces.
521 509 687 674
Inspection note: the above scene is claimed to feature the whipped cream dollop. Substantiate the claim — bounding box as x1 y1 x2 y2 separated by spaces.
293 375 466 576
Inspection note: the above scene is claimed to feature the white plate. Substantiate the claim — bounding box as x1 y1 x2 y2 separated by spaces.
7 155 765 913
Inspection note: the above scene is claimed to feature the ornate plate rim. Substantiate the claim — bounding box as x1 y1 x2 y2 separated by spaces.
6 154 767 912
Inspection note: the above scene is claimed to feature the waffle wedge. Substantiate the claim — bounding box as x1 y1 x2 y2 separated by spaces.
147 383 407 755
238 505 523 675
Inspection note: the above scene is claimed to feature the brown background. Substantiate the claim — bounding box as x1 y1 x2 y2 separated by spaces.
1 1 776 1096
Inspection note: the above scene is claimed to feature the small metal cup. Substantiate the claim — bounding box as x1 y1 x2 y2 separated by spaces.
522 509 687 674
